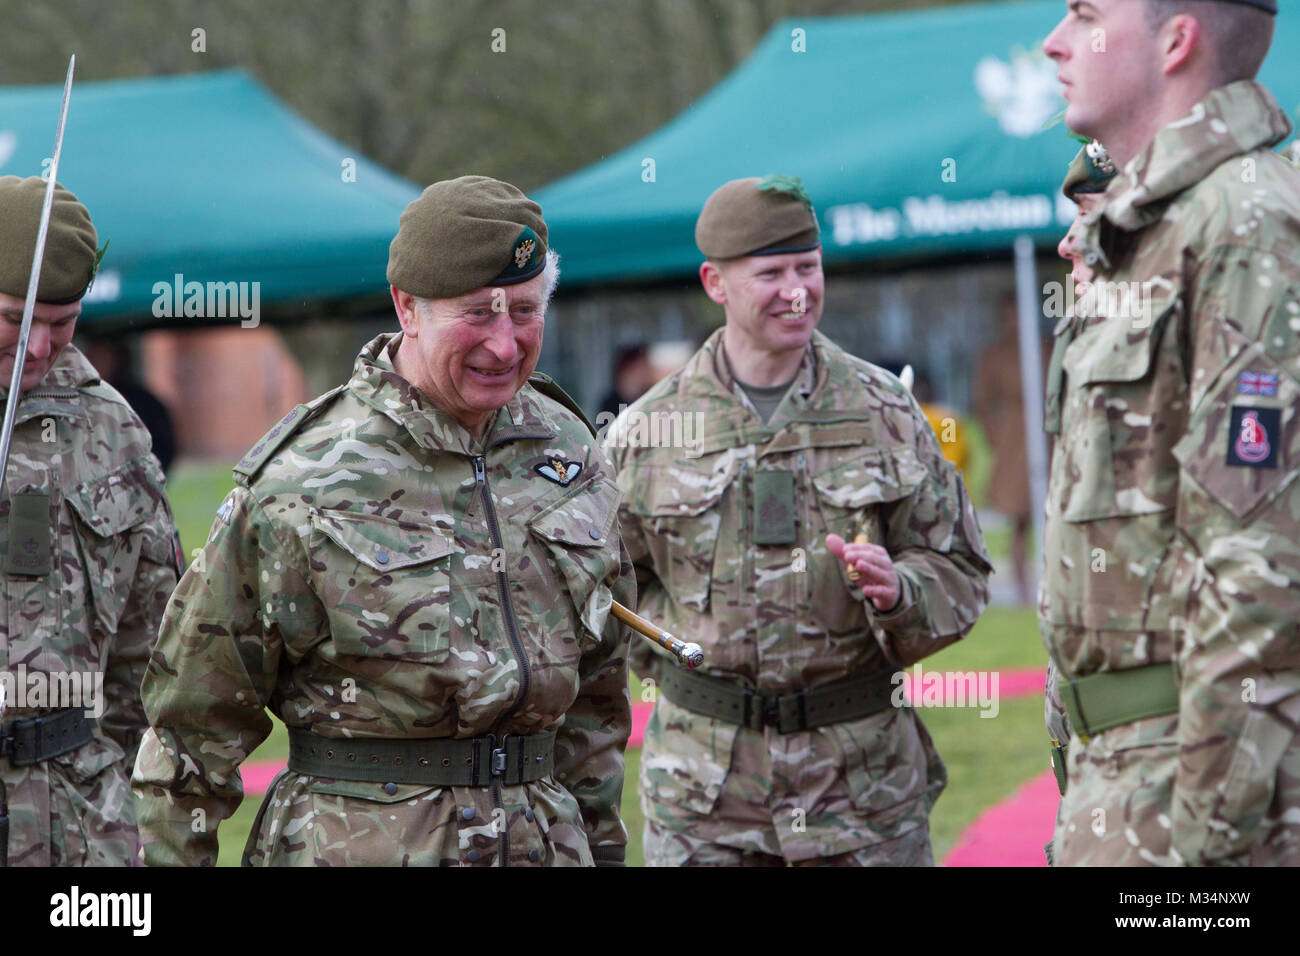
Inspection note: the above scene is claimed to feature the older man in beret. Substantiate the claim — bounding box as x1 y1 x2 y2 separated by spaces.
133 175 634 867
608 175 991 866
1044 0 1300 866
0 176 181 866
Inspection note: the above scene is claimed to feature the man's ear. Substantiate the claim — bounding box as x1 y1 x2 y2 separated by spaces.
1160 13 1202 76
391 286 419 336
699 260 728 305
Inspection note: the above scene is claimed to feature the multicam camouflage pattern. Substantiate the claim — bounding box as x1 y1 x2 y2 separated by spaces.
1042 81 1300 866
132 332 633 866
609 328 991 864
0 344 179 866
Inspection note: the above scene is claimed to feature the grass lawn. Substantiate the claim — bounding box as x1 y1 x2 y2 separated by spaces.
169 462 1047 867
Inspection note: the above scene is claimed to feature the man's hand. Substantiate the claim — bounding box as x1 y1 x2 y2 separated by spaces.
826 533 901 612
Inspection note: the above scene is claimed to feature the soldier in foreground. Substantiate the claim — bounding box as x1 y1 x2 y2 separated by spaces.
0 176 180 865
609 175 991 866
133 176 634 866
1041 141 1117 866
1043 0 1300 865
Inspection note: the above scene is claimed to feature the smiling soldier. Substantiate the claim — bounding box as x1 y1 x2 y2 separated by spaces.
1042 0 1300 865
132 176 634 867
609 175 991 866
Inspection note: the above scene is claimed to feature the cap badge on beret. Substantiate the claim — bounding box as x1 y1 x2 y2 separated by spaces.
514 238 536 269
1085 140 1115 177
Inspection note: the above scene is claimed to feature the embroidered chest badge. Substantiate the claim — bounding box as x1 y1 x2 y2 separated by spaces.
1227 406 1279 469
536 456 582 486
1238 371 1279 397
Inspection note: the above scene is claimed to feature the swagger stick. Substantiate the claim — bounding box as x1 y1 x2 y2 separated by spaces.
611 601 704 669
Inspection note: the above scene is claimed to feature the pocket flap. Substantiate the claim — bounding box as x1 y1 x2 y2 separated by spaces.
66 460 156 537
310 509 457 571
811 450 925 508
1066 284 1179 386
529 475 620 547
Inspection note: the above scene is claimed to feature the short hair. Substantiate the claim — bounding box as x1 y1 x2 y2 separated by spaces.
1143 0 1274 84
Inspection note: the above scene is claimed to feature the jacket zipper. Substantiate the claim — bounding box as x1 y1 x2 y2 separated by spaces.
473 454 528 867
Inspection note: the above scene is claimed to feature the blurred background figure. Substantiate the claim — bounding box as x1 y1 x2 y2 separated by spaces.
912 368 970 475
80 334 177 476
596 343 655 420
972 293 1046 605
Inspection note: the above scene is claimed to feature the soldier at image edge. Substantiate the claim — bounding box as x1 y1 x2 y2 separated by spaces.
608 173 992 866
1042 0 1300 865
0 175 182 866
131 175 635 866
1041 140 1117 867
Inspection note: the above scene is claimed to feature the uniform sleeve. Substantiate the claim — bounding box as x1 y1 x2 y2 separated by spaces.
552 453 635 866
132 486 318 866
870 401 993 666
1169 248 1300 864
604 436 661 682
100 455 181 771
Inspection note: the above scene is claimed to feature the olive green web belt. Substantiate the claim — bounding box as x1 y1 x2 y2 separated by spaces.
659 666 897 734
0 708 94 766
288 729 556 787
1059 662 1179 745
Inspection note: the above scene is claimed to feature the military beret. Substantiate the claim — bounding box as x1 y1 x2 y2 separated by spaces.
387 175 548 299
1062 141 1118 200
695 174 820 259
1214 0 1276 12
0 175 100 304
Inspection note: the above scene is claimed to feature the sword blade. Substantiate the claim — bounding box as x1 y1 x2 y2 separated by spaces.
0 54 76 492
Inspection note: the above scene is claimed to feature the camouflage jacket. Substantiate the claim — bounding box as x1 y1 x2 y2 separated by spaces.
1041 81 1300 863
609 328 990 855
133 332 633 867
1 344 179 866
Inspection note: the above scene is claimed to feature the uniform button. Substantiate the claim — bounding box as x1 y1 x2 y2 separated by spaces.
383 782 398 795
524 809 535 822
528 849 540 862
467 849 480 862
376 549 390 565
588 528 600 540
461 807 475 820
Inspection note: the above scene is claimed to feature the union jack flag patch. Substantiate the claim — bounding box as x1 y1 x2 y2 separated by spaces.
1238 371 1279 396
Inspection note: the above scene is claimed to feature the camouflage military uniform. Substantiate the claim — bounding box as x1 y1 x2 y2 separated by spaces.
610 328 991 865
132 332 633 866
1 344 179 866
1042 81 1300 866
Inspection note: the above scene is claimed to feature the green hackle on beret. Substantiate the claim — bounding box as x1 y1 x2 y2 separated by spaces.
1061 141 1118 200
0 175 100 304
695 175 820 259
387 175 549 300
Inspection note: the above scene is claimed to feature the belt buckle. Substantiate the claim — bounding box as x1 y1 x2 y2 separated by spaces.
761 694 779 729
490 733 509 778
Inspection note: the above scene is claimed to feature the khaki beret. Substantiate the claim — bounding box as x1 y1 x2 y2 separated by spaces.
1214 0 1275 12
387 175 548 299
1062 142 1117 200
695 174 820 260
0 176 100 304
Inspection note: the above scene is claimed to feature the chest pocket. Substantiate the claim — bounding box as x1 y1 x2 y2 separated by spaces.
66 462 157 636
527 474 622 654
1047 295 1182 632
1058 295 1181 522
627 460 734 614
308 508 457 662
810 449 926 582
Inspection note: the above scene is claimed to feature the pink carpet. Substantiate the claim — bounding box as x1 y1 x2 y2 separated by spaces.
941 769 1058 867
902 666 1046 703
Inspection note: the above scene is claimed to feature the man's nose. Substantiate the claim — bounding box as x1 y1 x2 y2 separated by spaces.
26 322 52 359
482 315 520 362
1057 232 1075 262
1043 19 1067 60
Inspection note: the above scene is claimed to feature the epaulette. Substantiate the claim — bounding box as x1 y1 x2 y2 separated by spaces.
232 383 349 484
528 371 597 438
